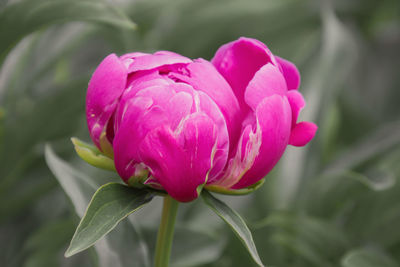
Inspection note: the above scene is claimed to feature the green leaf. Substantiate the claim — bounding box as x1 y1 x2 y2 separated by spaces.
0 0 136 65
45 145 151 266
65 182 153 257
341 248 398 267
71 137 116 172
201 190 264 267
45 144 108 216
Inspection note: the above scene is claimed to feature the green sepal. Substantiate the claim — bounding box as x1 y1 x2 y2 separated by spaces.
98 132 114 158
204 179 265 196
126 175 168 197
126 170 150 188
71 137 116 171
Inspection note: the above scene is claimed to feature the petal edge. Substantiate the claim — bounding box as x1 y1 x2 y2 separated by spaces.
289 121 317 147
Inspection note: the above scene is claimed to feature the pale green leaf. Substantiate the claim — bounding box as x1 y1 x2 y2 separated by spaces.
201 190 264 267
45 145 151 267
341 248 398 267
0 0 136 64
65 183 153 257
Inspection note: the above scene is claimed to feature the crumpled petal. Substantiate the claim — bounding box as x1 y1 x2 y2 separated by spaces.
120 52 149 60
113 96 169 180
210 124 258 188
211 37 277 109
125 51 192 73
232 95 292 189
165 83 229 181
86 54 127 149
138 114 218 202
168 59 242 149
194 91 229 181
276 56 300 90
165 91 193 129
114 76 229 194
213 95 291 189
114 71 172 131
289 121 317 147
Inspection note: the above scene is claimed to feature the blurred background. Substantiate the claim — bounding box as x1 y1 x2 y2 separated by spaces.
1 0 400 266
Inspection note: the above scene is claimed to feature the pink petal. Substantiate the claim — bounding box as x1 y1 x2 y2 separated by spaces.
114 80 229 191
287 90 305 128
276 56 301 90
127 70 173 91
166 85 229 182
289 121 317 147
114 71 172 131
232 95 292 189
210 124 257 188
166 91 193 130
211 37 277 109
155 50 189 57
126 53 192 73
244 63 287 111
113 83 192 181
113 97 169 180
120 52 149 60
120 52 149 67
196 91 229 181
139 114 218 202
86 54 127 149
169 59 242 150
135 85 176 107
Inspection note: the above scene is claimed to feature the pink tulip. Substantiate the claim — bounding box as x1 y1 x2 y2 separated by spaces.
86 37 317 202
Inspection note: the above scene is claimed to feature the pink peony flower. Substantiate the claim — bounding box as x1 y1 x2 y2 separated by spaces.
86 37 317 202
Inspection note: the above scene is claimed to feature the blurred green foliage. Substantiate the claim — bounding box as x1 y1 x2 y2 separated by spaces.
1 0 400 266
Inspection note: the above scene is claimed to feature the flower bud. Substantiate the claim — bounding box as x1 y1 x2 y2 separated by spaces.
85 38 317 202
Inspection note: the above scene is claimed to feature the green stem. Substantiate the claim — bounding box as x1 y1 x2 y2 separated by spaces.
154 195 179 267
